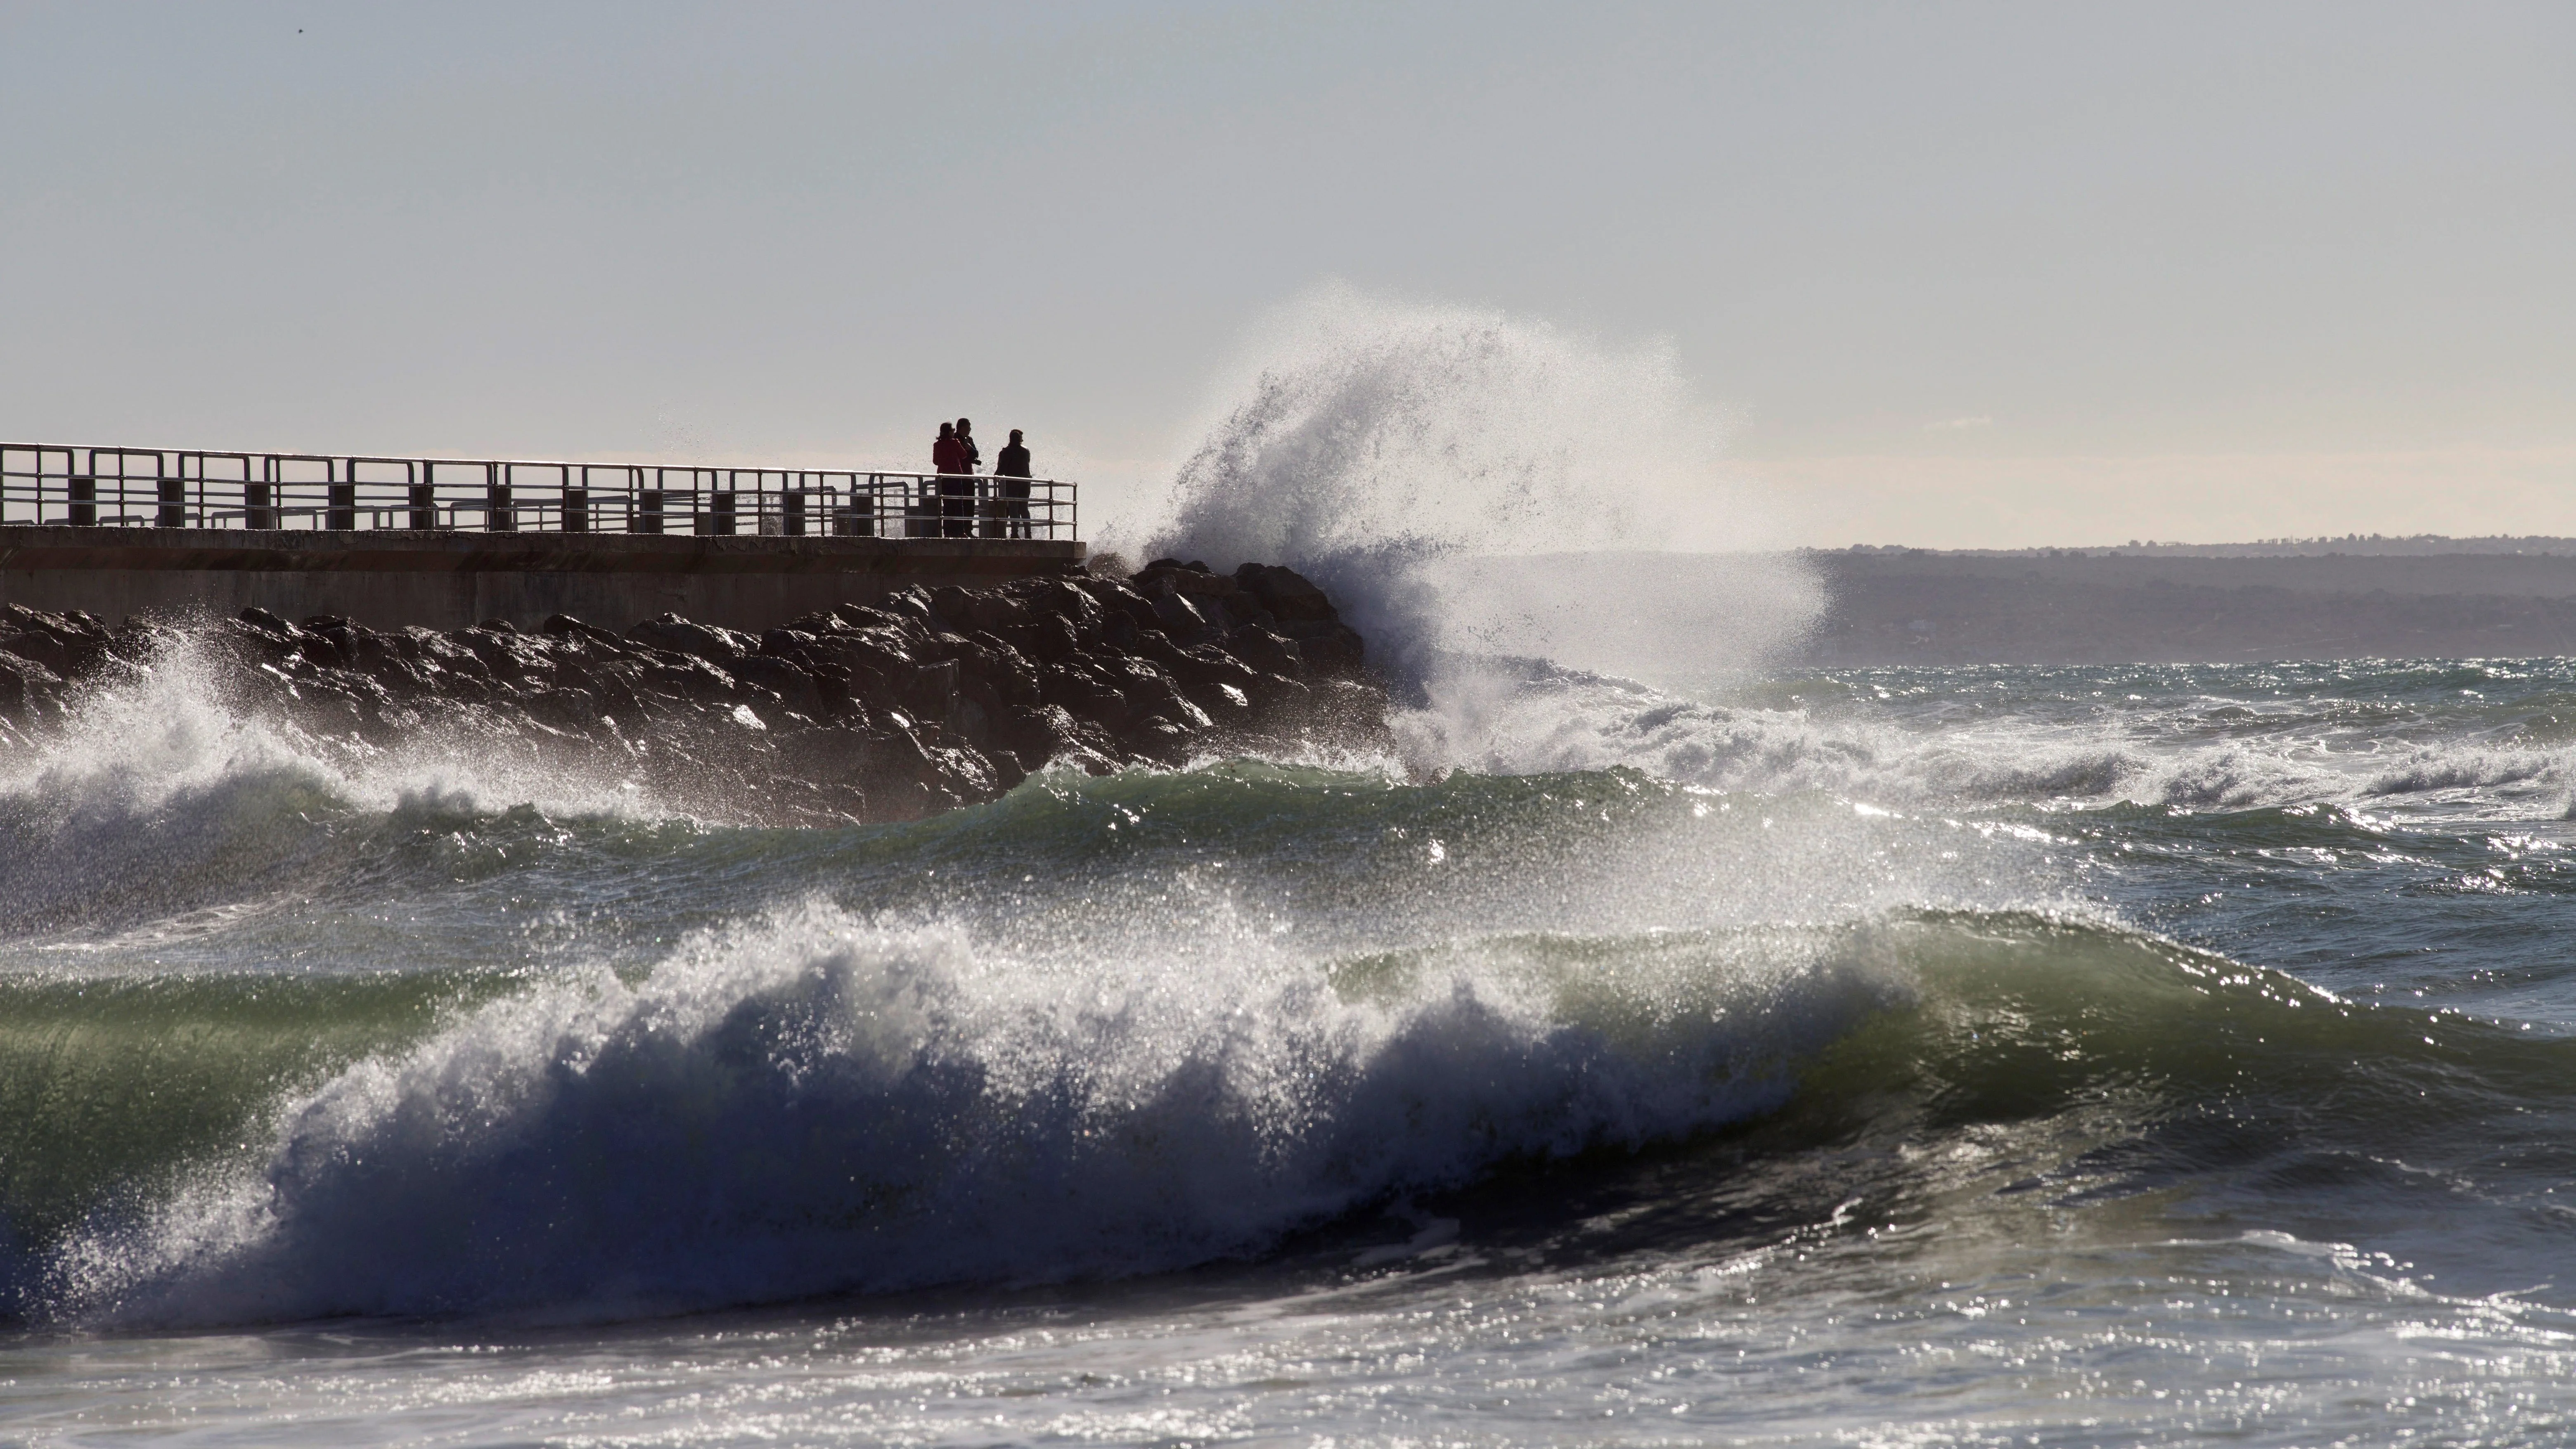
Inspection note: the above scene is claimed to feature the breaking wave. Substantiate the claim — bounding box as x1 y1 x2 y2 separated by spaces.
36 902 1897 1324
1390 655 2576 815
1143 283 1823 684
16 903 2571 1327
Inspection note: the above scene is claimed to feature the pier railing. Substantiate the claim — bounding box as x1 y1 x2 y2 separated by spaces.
0 444 1075 541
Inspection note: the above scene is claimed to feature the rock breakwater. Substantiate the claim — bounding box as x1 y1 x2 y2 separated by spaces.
0 559 1386 824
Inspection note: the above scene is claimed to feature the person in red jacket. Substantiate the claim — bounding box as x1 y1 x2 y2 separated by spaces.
932 421 972 537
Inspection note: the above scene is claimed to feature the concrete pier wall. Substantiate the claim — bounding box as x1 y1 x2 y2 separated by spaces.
0 527 1087 632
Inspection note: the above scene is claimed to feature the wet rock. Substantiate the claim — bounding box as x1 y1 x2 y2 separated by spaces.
237 606 296 639
1074 577 1162 635
727 655 823 721
1009 612 1082 663
1149 590 1220 646
1219 626 1305 678
0 651 66 723
1234 562 1337 623
1278 618 1367 672
543 613 627 650
0 561 1389 825
629 613 756 668
994 703 1087 772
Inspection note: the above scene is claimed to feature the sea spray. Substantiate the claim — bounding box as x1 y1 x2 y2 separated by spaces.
40 902 1903 1324
8 629 2576 1442
1144 283 1823 693
31 902 2576 1329
0 564 1395 845
1141 284 1825 791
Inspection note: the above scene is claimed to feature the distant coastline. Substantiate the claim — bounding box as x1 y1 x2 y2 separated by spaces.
1836 533 2576 560
1802 542 2576 665
1454 545 2576 669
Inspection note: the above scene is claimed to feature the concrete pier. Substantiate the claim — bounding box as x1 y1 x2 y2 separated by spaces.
0 526 1087 633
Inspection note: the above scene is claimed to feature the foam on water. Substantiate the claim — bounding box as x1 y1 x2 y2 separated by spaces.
1132 289 2576 826
1390 653 2576 817
44 901 1902 1325
5 294 2576 1437
0 639 701 936
30 898 2576 1337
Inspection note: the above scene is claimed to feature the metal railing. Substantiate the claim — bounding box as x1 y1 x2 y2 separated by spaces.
0 444 1076 541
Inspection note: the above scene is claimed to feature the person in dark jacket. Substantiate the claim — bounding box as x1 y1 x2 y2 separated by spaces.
993 429 1033 537
932 421 972 537
954 419 986 536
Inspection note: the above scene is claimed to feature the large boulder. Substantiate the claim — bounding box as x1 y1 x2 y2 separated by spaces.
1148 590 1221 646
1234 563 1338 623
1219 625 1306 678
0 651 65 722
728 655 824 722
629 613 756 668
1277 619 1366 673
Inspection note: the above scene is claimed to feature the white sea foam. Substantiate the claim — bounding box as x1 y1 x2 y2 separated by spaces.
0 642 687 937
1388 654 2576 816
1129 289 2576 820
1141 284 1823 683
48 902 1901 1324
0 640 651 823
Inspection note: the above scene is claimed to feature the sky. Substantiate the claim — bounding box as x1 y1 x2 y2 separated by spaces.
1 0 2568 549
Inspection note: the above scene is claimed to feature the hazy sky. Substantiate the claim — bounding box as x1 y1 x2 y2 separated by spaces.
2 1 2568 547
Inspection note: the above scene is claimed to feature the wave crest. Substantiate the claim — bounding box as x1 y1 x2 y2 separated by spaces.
1144 284 1820 684
47 903 1896 1324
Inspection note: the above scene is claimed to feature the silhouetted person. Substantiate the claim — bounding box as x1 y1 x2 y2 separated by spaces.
994 428 1032 538
954 418 987 536
933 420 972 537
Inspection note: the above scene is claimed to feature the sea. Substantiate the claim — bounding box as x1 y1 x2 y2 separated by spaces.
6 639 2576 1447
8 294 2574 1445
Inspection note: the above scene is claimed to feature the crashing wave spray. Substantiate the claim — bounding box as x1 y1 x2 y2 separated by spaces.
1143 283 1823 687
1141 282 1825 784
1143 282 1823 694
40 900 1899 1324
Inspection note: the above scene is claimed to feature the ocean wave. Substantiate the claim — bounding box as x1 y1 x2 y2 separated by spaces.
1392 655 2576 815
20 906 2574 1327
1138 284 1821 685
36 903 1903 1325
2364 749 2566 797
0 644 736 939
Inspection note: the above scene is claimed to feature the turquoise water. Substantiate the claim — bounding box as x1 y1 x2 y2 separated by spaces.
6 652 2576 1444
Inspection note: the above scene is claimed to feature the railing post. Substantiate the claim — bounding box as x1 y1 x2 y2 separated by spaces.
833 482 871 536
2 447 1073 543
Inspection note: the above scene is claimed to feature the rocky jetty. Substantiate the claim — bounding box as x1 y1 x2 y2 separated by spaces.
0 559 1385 824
